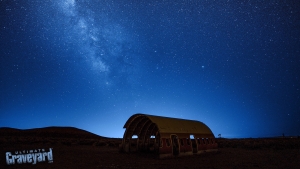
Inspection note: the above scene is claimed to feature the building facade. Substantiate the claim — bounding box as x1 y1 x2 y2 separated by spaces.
119 114 218 158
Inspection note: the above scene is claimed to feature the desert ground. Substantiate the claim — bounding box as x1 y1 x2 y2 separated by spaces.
1 127 299 169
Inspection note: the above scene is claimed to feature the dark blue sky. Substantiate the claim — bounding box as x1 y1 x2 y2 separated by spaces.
1 0 299 138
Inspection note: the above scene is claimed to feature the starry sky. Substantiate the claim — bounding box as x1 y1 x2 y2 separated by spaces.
1 0 299 138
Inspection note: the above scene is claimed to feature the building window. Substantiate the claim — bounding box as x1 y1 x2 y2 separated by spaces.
132 135 138 139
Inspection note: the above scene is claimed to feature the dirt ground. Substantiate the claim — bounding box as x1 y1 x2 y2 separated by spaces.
1 127 300 169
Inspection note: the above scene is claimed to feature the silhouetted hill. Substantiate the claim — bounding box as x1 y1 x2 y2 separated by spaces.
0 126 104 139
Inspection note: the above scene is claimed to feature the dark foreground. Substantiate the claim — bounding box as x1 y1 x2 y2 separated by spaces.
1 127 299 169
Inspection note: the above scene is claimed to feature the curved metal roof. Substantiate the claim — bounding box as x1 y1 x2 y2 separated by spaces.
123 113 214 135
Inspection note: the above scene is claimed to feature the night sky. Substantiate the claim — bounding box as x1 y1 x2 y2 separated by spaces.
1 0 300 138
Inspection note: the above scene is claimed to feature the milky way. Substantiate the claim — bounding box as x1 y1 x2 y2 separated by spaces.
46 0 141 87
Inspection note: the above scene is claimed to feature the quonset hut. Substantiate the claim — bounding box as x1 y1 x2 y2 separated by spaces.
119 114 218 158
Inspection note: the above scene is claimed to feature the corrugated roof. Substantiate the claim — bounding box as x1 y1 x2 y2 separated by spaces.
124 113 214 135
